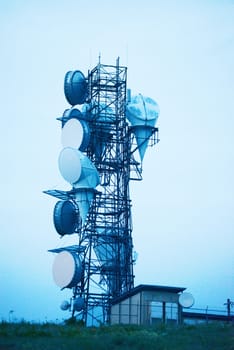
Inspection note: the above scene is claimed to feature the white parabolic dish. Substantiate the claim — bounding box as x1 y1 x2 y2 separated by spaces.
61 118 84 149
58 147 82 184
179 292 195 308
52 251 82 289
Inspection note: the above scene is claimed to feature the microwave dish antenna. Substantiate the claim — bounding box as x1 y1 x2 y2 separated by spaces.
52 251 83 289
53 200 78 236
61 117 90 151
179 292 195 308
60 300 71 311
64 70 88 105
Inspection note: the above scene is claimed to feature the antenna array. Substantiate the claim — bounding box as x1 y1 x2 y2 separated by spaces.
44 57 159 325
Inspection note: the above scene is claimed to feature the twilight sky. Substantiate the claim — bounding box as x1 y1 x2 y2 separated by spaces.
0 0 234 322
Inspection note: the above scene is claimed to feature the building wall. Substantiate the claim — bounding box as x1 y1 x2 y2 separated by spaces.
110 293 141 325
111 303 120 324
129 294 141 324
110 290 182 325
141 290 180 325
142 290 180 303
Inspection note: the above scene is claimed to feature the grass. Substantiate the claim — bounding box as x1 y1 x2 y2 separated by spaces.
0 321 233 350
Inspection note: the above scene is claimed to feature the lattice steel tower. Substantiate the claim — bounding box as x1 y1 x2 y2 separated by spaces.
44 57 159 325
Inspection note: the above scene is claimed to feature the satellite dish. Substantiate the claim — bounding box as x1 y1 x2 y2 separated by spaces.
60 300 70 311
52 251 82 289
58 147 82 184
58 148 100 187
61 108 83 126
179 292 195 308
73 297 85 312
64 70 88 105
53 200 78 236
61 118 90 151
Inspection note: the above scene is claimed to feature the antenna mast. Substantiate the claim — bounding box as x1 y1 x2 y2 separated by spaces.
44 57 159 325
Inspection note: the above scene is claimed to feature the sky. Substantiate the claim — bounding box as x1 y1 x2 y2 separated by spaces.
0 0 234 322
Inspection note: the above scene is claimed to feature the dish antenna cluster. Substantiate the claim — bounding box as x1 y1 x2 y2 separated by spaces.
44 57 160 325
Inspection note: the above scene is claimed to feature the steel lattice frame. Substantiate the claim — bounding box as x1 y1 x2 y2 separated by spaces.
76 59 135 324
45 58 159 326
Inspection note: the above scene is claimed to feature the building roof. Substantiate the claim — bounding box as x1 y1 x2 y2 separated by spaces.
111 284 186 305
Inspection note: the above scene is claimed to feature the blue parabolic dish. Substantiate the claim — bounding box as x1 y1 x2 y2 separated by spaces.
62 108 83 125
53 200 77 236
64 70 88 105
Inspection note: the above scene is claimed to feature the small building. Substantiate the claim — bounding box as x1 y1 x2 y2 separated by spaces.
110 284 186 325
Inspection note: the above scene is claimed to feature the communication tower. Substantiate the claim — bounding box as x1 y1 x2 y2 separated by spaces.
44 57 159 325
